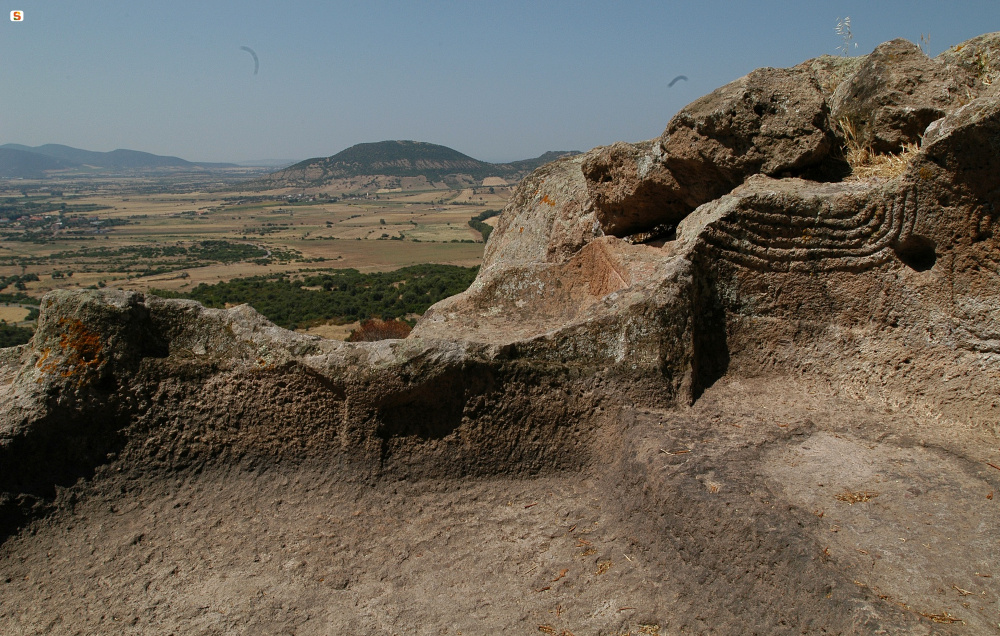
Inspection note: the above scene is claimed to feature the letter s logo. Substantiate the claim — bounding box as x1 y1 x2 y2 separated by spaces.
10 11 23 21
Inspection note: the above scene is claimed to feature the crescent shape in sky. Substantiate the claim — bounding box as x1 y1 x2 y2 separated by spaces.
240 46 259 75
668 75 688 87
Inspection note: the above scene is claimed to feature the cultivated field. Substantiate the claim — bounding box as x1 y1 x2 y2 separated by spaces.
0 172 509 299
0 306 29 323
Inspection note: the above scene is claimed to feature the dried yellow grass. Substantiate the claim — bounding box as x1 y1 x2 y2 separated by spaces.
834 489 879 504
839 118 920 181
0 306 30 323
920 611 963 624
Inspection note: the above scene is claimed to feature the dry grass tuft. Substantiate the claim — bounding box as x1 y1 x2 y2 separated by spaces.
834 489 879 504
919 611 963 624
536 626 575 636
839 118 919 181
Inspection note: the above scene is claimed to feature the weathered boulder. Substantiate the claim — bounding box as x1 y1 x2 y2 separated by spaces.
830 38 977 153
584 66 843 237
793 54 865 98
920 80 1000 202
579 140 682 238
664 66 841 181
481 153 600 271
936 31 1000 93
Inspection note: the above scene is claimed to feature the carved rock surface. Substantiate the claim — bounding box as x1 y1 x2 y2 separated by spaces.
2 33 999 636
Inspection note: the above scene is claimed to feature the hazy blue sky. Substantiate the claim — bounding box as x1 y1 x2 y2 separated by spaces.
2 1 997 163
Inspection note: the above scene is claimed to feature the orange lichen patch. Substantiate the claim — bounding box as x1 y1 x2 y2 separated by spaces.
34 318 105 381
540 194 557 207
34 349 50 367
58 318 104 374
34 349 58 380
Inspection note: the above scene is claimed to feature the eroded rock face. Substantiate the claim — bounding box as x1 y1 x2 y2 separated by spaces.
583 66 845 238
936 31 1000 93
830 38 977 153
2 32 999 636
481 153 600 271
422 32 1000 424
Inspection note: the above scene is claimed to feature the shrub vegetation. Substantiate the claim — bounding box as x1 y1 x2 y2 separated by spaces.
467 209 501 242
153 264 478 330
0 323 33 347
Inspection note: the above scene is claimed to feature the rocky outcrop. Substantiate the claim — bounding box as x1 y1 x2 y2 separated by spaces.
577 38 997 244
582 66 845 238
2 33 999 636
936 31 1000 91
829 39 977 153
419 55 1000 420
480 153 601 270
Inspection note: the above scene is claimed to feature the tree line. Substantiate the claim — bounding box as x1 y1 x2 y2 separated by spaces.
467 209 501 242
152 264 479 330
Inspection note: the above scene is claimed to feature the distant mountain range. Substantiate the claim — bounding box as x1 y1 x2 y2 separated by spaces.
0 144 238 177
257 141 580 188
0 140 581 186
